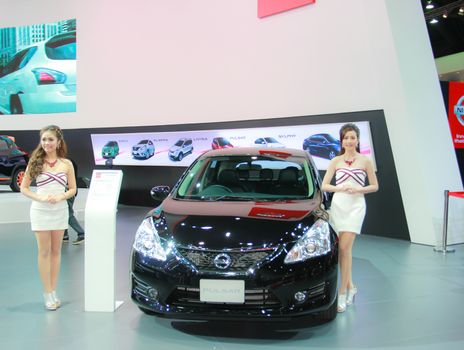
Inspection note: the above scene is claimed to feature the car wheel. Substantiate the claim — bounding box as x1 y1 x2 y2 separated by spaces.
138 306 158 315
317 296 337 323
10 95 24 114
328 151 337 159
178 152 184 161
10 167 25 192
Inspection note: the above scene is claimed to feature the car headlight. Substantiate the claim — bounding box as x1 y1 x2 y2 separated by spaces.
133 217 167 261
284 219 331 264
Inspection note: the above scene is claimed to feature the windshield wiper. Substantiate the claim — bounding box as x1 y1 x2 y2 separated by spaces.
209 195 252 201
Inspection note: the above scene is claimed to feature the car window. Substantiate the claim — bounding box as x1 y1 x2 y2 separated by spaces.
175 155 315 200
0 49 30 76
265 137 278 143
19 47 37 69
45 32 76 60
186 140 192 146
174 140 183 147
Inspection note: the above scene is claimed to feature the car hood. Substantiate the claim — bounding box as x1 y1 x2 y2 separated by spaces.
152 197 321 249
169 146 180 152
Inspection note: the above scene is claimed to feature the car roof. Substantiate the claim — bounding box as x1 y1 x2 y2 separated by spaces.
199 147 307 158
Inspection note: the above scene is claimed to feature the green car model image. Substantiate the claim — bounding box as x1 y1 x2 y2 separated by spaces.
102 141 119 159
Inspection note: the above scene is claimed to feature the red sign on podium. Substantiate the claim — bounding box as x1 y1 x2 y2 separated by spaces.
448 82 464 149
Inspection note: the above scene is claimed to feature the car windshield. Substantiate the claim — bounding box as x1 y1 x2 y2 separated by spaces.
324 134 339 143
139 140 149 144
174 154 316 201
174 140 184 147
217 138 230 146
264 137 279 143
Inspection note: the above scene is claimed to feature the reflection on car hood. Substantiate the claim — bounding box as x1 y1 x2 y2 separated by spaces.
154 197 321 249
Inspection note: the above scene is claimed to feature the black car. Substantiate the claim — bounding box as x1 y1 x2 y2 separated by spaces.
130 147 338 323
302 133 341 160
0 135 28 191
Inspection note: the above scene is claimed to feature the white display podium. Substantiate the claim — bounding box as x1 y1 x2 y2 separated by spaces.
84 170 123 312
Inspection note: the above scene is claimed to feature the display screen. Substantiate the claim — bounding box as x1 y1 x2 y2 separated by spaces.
0 19 76 115
90 121 376 171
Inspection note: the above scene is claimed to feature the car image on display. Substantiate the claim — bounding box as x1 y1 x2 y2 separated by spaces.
101 141 119 159
168 138 193 161
130 147 339 323
132 139 155 159
0 135 28 191
0 31 76 115
302 133 341 160
211 137 233 150
254 137 285 148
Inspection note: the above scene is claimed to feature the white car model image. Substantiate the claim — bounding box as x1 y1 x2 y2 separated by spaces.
168 138 193 161
0 31 76 115
254 137 285 148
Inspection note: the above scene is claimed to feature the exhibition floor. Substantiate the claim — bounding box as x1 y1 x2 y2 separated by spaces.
1 204 463 350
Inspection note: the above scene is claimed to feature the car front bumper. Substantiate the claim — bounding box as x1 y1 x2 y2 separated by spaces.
130 249 338 320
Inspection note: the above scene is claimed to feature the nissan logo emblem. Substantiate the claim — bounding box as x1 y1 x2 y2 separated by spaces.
213 253 232 270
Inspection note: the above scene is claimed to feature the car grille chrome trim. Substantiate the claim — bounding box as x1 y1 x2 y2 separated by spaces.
176 247 275 271
132 276 150 298
170 287 281 306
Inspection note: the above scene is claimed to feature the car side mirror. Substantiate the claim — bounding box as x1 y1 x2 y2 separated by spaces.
151 186 170 201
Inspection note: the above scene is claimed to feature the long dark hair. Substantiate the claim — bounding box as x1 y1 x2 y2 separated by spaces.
27 125 68 179
338 123 360 155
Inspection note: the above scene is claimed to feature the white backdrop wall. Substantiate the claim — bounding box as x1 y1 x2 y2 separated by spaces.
0 0 462 245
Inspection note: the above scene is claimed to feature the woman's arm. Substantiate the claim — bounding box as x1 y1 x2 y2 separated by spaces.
20 168 45 202
321 158 340 193
61 158 77 201
357 158 378 194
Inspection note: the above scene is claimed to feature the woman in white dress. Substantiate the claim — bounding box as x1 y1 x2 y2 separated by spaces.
322 123 378 313
20 125 76 311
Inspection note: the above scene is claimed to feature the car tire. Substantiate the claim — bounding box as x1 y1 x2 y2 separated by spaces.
328 151 337 159
317 296 338 322
10 167 25 192
178 152 183 161
10 95 24 114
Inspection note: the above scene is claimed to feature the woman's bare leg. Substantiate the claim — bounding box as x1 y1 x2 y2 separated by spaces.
50 230 65 291
338 231 356 294
35 231 52 292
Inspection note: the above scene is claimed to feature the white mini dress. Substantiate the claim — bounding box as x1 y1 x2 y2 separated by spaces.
30 171 69 231
329 167 366 235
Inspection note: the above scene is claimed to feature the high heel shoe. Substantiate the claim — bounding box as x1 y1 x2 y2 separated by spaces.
51 291 61 308
43 292 57 311
337 293 347 313
347 286 357 306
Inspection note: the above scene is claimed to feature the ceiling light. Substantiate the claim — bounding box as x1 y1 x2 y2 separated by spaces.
442 12 448 18
459 7 464 14
426 1 435 10
429 18 438 24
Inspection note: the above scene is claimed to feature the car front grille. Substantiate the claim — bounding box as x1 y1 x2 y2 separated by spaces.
169 286 281 307
176 247 274 272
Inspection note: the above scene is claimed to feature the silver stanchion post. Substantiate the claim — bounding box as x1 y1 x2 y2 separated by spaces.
434 190 455 253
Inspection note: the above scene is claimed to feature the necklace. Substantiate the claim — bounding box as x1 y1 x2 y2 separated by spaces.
44 159 58 168
344 158 355 167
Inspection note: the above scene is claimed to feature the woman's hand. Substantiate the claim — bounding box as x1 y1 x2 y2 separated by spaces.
46 194 63 204
339 184 358 194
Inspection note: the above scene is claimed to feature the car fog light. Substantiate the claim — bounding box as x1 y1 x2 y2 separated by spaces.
294 291 307 303
147 288 159 300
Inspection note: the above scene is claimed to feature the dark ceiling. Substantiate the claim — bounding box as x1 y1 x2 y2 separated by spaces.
421 0 464 58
